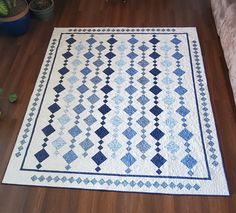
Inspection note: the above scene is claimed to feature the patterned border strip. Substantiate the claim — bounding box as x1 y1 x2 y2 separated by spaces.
192 40 218 167
68 28 176 33
15 38 58 157
31 175 200 191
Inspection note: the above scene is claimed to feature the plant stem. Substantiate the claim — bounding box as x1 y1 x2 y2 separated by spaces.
13 0 16 7
5 0 12 10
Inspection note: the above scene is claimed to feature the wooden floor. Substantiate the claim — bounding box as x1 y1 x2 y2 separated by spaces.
0 0 236 212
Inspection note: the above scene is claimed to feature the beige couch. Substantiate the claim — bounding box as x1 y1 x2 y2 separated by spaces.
211 0 236 103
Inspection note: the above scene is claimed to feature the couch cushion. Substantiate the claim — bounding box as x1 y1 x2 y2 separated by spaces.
219 3 236 103
211 0 235 33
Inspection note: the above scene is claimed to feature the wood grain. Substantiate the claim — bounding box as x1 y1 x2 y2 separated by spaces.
0 0 236 212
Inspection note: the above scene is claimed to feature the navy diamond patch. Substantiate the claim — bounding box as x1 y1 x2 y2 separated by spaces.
105 52 116 59
149 52 160 59
101 85 113 94
58 67 69 75
150 106 163 116
107 37 117 44
150 128 164 140
103 67 114 76
66 37 76 44
98 104 111 114
35 149 49 163
48 103 60 113
150 68 161 76
42 124 55 136
151 153 166 168
63 52 73 59
150 85 162 95
92 151 107 165
149 37 159 44
95 126 109 138
54 84 65 93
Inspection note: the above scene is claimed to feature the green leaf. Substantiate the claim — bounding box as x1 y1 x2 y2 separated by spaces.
8 93 17 103
0 0 9 16
0 88 3 94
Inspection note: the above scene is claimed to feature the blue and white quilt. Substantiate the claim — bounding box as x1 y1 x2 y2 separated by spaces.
3 28 229 195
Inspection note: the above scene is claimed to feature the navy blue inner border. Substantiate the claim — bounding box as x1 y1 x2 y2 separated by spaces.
20 31 211 180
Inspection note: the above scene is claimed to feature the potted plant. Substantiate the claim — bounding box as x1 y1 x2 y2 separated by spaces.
0 88 17 117
0 0 30 35
29 0 54 20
